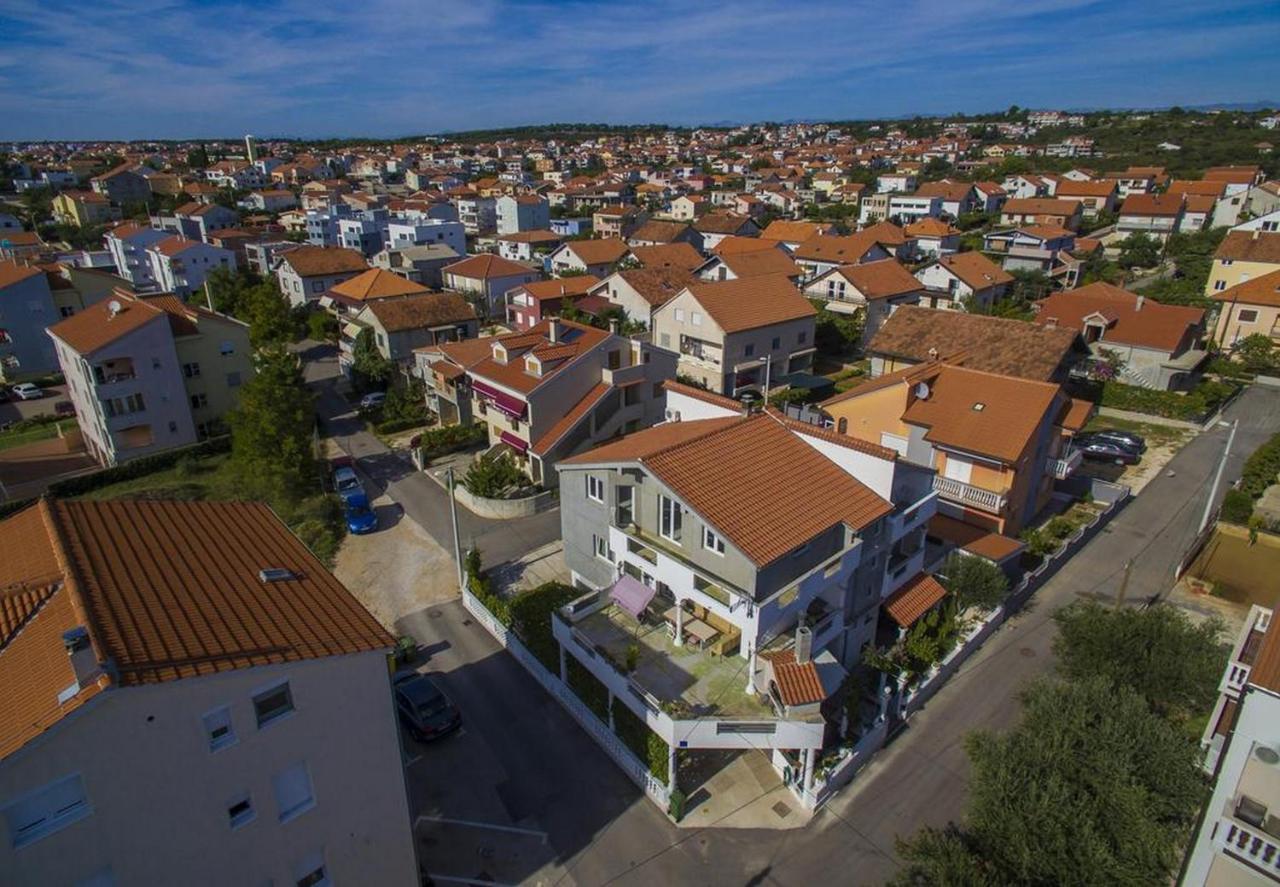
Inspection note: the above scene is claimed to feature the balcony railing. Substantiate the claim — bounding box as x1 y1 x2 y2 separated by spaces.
679 338 721 366
1047 449 1083 480
1224 661 1252 696
1216 816 1280 879
932 476 1007 514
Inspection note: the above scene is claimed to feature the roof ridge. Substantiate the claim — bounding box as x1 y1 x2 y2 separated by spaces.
638 413 756 465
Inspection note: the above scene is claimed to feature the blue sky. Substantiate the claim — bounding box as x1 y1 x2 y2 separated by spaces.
1 0 1278 140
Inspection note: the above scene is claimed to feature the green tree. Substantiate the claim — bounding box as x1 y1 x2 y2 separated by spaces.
1234 333 1278 374
1116 233 1162 269
350 327 392 391
1051 601 1225 724
229 348 317 504
204 266 253 317
940 553 1008 613
462 452 528 497
243 281 295 349
892 678 1206 886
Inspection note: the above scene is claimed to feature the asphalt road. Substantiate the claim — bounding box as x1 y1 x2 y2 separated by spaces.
397 384 1280 886
301 341 561 568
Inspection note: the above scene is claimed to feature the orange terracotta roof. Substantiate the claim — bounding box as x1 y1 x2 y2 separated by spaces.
443 253 537 280
515 276 602 302
629 242 704 272
761 220 831 242
884 573 948 628
1215 231 1280 264
1165 180 1226 199
716 249 803 279
832 259 923 300
904 218 959 238
563 413 892 565
0 499 392 761
793 232 888 264
561 237 630 266
468 318 609 395
714 236 782 257
1055 180 1118 198
929 514 1025 563
762 648 826 706
681 273 816 334
1059 397 1095 432
629 220 692 244
330 268 431 301
660 379 745 414
935 251 1014 289
1211 268 1280 308
1119 193 1184 217
0 260 45 290
363 292 475 332
1003 198 1079 216
531 382 611 456
600 267 693 308
48 295 166 355
693 213 755 235
1034 282 1203 352
1249 605 1280 694
281 245 368 277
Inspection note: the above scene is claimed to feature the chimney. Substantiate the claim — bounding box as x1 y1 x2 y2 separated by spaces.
794 624 813 665
63 626 101 687
609 317 620 335
548 319 563 343
1254 229 1261 240
1135 295 1144 311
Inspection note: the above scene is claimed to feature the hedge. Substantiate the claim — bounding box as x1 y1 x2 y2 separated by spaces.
1221 489 1255 525
419 423 486 461
1098 379 1239 422
1239 432 1280 500
613 702 668 782
507 581 579 672
374 416 430 435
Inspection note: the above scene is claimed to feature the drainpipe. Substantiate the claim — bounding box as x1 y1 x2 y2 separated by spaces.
744 639 757 693
674 599 684 647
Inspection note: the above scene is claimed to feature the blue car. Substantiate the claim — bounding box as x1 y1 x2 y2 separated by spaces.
333 466 363 502
344 493 378 534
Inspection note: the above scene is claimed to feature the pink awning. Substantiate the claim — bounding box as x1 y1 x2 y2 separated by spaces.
472 378 527 419
609 574 656 619
499 430 528 454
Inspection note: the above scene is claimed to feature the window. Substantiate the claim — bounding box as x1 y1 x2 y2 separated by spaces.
273 762 316 824
219 341 235 355
791 542 810 558
1213 280 1226 291
586 474 604 503
1239 309 1259 323
227 794 255 829
59 305 76 318
674 308 685 322
227 372 242 388
152 357 161 370
659 495 682 542
703 526 725 555
296 861 330 887
311 280 324 292
3 774 92 849
798 330 808 344
202 705 236 752
771 336 780 350
744 343 754 357
691 311 702 326
837 417 848 434
191 393 208 409
125 393 146 413
253 681 294 728
168 420 178 433
183 362 201 378
660 333 671 348
593 534 611 562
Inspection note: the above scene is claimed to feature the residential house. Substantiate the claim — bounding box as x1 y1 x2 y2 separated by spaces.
791 233 893 282
415 336 494 426
246 189 299 213
1210 268 1280 349
1244 182 1280 221
342 292 477 376
372 243 460 289
913 181 975 218
970 182 1007 213
651 274 817 395
151 202 241 241
628 242 705 274
1112 166 1167 197
670 194 709 221
1053 179 1119 217
496 230 564 263
627 220 701 251
1184 603 1280 886
104 224 170 289
760 220 835 252
0 262 122 380
276 245 369 309
89 164 151 204
1207 231 1280 299
506 276 602 331
48 290 254 462
145 236 237 298
982 225 1078 275
903 219 960 258
1033 282 1207 390
589 267 692 329
554 395 937 804
694 248 804 284
547 238 629 278
1116 193 1185 243
821 361 1089 537
691 213 760 251
243 240 299 278
866 305 1084 382
802 259 924 345
0 498 418 887
441 253 542 319
913 251 1014 312
496 194 551 235
593 205 646 240
0 231 45 261
465 318 676 483
51 191 118 228
999 198 1082 231
323 267 433 318
454 192 498 234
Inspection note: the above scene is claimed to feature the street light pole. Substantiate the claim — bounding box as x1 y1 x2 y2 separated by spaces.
446 466 464 590
1200 419 1239 535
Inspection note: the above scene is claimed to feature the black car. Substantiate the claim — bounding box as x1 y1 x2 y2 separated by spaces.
1090 430 1146 453
1078 439 1140 465
393 672 461 741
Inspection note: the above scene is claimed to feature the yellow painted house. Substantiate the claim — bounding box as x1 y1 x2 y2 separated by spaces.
51 191 119 227
1211 268 1280 348
1206 230 1280 299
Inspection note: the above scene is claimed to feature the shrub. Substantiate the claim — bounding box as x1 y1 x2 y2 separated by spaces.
566 656 610 722
940 553 1009 614
462 452 529 498
47 436 232 497
1221 488 1255 525
375 416 429 435
507 581 579 671
306 310 338 342
613 702 668 782
1098 379 1239 421
419 423 486 461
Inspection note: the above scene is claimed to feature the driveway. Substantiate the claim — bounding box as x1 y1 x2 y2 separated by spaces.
0 384 71 424
301 341 561 570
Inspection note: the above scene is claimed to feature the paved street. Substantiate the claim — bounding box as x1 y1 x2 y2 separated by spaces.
394 386 1280 886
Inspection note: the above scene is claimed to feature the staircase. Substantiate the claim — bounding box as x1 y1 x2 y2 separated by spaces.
1118 363 1156 389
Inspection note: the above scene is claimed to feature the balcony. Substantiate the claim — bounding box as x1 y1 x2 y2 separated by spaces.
884 546 926 597
1047 448 1083 480
889 491 938 540
1216 816 1280 880
679 337 722 368
932 476 1007 515
613 525 748 623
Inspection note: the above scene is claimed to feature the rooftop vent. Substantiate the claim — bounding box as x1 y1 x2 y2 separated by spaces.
107 299 123 318
258 568 297 583
972 402 986 411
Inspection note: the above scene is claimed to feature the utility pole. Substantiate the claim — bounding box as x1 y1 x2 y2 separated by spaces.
1200 419 1239 535
446 466 464 590
1115 559 1132 608
762 354 772 404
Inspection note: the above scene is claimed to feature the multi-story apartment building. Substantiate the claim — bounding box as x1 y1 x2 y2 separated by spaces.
385 218 467 255
104 224 170 290
48 290 254 464
1116 193 1185 244
150 202 240 241
495 194 551 234
464 318 676 483
554 384 937 803
0 261 121 380
453 192 497 234
51 191 119 228
1185 603 1280 885
339 290 477 377
651 274 817 396
146 236 237 298
0 497 418 886
820 361 1090 539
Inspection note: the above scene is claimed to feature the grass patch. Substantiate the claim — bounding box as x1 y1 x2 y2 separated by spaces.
0 420 64 452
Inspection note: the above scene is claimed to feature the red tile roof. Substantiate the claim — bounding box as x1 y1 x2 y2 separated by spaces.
884 573 948 627
681 273 816 334
443 253 537 280
762 648 826 706
1034 282 1203 353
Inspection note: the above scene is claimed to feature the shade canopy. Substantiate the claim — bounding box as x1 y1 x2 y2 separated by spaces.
472 379 527 419
499 430 528 454
608 573 656 619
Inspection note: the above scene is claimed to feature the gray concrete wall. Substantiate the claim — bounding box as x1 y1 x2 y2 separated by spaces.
0 273 58 378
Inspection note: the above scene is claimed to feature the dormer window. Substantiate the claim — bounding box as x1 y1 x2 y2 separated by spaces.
525 355 542 376
493 343 508 364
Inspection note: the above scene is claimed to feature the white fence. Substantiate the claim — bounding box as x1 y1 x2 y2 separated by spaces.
462 589 671 808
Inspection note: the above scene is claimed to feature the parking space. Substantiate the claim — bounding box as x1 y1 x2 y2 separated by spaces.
0 383 72 424
1080 415 1198 494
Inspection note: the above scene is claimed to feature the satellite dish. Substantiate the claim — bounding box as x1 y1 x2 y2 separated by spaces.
1256 746 1280 766
914 382 930 400
107 299 122 316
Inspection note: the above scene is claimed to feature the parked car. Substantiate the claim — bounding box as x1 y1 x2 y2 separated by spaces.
1079 438 1140 465
332 466 363 500
1090 430 1146 453
11 383 43 401
54 400 75 417
393 672 461 741
359 391 386 411
343 492 378 534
